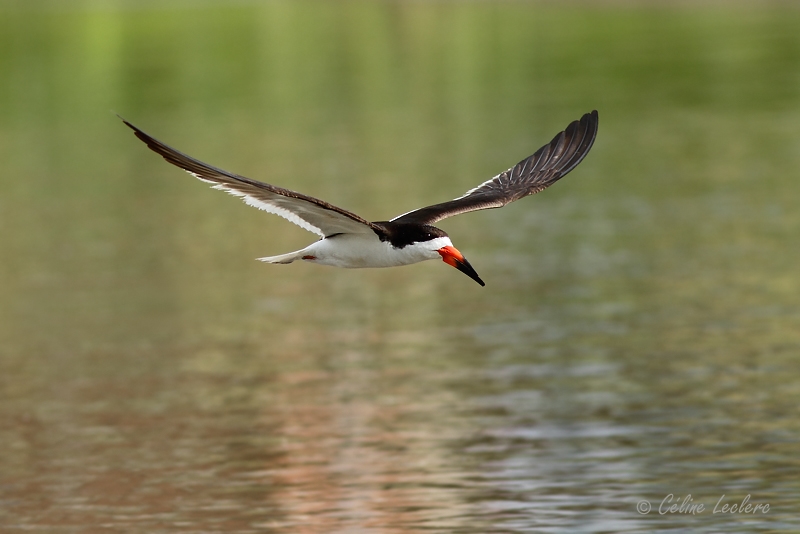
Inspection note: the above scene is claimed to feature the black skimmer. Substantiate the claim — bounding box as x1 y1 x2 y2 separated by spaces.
121 111 598 286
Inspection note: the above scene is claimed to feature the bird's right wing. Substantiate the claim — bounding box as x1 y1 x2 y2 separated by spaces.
391 111 598 225
122 118 382 238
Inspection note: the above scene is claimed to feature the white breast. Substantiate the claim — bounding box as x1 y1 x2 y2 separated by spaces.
301 234 452 268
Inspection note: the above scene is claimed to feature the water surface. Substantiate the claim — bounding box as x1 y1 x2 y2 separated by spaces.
1 2 799 532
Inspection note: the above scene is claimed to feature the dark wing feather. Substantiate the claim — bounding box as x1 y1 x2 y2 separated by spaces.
121 118 382 238
391 110 598 225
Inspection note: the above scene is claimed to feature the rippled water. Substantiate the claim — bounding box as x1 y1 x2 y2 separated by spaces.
1 1 800 532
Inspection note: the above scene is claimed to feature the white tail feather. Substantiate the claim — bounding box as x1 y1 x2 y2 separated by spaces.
257 249 306 264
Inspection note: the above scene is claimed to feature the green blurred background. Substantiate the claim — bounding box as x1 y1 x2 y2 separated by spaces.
1 1 799 532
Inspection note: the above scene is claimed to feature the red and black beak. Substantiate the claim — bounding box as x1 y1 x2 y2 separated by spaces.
437 246 485 286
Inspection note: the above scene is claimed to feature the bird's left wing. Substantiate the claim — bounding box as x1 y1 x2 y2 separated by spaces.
122 119 382 238
391 110 598 225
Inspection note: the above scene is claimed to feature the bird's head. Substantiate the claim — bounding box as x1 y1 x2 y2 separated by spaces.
409 226 485 287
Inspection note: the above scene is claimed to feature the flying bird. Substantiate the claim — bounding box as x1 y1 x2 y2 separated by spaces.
122 111 598 286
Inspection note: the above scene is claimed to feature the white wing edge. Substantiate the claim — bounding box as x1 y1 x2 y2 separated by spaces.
188 171 326 237
388 171 502 222
454 171 503 200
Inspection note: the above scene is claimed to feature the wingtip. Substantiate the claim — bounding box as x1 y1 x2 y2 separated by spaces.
585 109 599 128
117 114 141 133
117 116 162 152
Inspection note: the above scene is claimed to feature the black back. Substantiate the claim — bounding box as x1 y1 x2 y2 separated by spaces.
370 222 449 249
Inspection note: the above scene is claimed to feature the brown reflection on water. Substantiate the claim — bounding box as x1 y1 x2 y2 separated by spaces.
258 371 455 532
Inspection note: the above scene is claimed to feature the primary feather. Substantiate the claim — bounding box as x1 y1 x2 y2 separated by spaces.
391 110 598 225
120 118 380 238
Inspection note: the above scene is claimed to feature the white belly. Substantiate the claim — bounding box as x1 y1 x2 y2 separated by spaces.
300 234 449 268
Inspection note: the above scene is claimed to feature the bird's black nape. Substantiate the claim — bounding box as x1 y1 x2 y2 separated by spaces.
371 222 449 249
